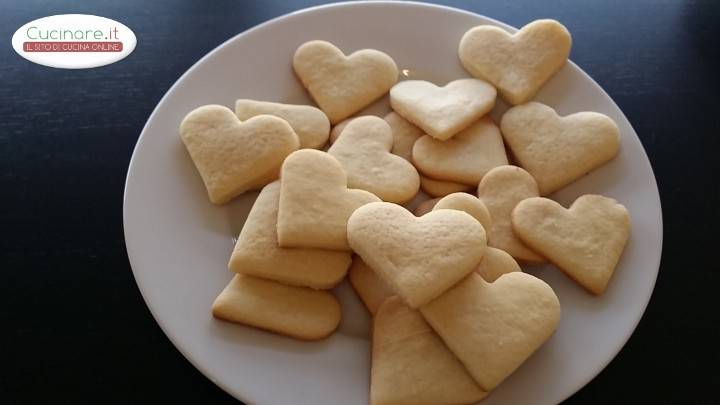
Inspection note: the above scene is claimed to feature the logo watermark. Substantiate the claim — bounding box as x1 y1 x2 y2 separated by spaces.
12 14 136 68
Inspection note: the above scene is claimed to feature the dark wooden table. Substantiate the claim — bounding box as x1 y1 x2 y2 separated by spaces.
2 0 718 403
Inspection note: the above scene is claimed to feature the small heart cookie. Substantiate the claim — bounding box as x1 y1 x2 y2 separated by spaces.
328 116 420 203
433 192 492 236
459 19 572 105
413 117 508 186
277 149 380 251
420 272 560 391
293 40 398 124
348 256 395 316
384 112 424 161
419 175 473 197
512 195 630 294
348 202 487 308
329 113 423 157
476 247 522 282
477 165 544 263
501 101 620 195
413 197 440 217
180 105 299 204
372 297 487 405
235 99 330 149
390 78 496 140
329 117 357 144
212 274 341 341
229 182 351 289
430 193 520 282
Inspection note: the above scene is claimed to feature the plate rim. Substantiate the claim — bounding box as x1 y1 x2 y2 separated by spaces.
123 1 663 403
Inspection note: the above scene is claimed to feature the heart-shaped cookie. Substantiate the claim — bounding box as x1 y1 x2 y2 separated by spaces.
277 149 380 251
328 116 420 203
348 202 487 308
420 272 560 391
419 175 473 197
372 297 487 405
413 197 440 217
477 165 544 263
293 40 398 124
501 101 620 195
433 192 492 235
180 105 299 204
235 99 329 149
329 116 356 144
512 195 630 294
213 274 341 341
385 112 424 161
459 19 572 105
430 193 521 282
413 116 508 186
476 247 522 282
390 78 496 140
348 256 395 316
229 182 351 289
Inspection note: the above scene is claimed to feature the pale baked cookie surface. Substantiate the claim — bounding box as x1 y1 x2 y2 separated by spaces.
329 117 357 144
228 182 351 289
235 99 330 149
329 112 422 153
419 175 473 197
277 149 380 251
413 197 440 217
413 117 508 186
347 257 395 316
420 272 560 391
384 112 424 161
433 192 492 235
293 40 398 124
371 297 487 405
501 101 620 195
328 116 420 203
459 19 571 105
512 194 630 294
348 202 486 308
212 274 341 341
476 247 522 282
390 78 496 140
477 165 545 263
180 105 299 204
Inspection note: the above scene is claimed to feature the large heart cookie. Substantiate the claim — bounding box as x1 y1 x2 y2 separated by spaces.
413 117 508 186
229 182 351 289
390 78 496 140
180 105 299 204
235 99 329 149
328 116 420 203
512 194 630 294
501 101 620 195
213 274 341 341
459 19 572 105
277 149 380 251
477 165 544 263
420 272 560 391
348 202 487 308
372 296 487 405
293 40 398 124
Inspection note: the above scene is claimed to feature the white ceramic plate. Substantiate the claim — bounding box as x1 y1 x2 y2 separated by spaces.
124 2 662 404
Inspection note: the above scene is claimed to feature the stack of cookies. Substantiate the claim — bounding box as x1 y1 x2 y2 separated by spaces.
179 19 631 404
